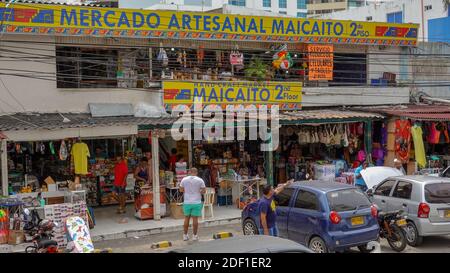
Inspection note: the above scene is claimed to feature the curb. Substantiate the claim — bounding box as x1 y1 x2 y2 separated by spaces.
151 241 173 249
213 232 233 239
91 217 241 242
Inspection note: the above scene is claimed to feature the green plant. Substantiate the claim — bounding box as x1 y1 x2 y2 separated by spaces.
245 57 269 81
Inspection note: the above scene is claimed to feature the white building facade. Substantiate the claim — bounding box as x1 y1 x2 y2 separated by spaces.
314 0 450 42
119 0 308 18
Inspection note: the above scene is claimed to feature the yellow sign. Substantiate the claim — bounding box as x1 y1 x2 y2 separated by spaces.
163 81 302 110
0 3 418 46
308 44 334 81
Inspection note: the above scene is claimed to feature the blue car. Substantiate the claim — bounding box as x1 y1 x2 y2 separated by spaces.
241 181 380 253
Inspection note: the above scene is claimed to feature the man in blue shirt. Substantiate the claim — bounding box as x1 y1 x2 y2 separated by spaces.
259 179 294 236
354 161 369 192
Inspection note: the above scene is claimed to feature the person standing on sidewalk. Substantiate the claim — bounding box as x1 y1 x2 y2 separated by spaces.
354 161 369 192
113 156 128 214
179 168 206 241
259 179 294 236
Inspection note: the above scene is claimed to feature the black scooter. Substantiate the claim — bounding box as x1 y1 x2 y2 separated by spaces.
377 210 408 252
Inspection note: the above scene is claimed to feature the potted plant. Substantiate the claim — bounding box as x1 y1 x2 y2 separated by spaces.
245 57 271 81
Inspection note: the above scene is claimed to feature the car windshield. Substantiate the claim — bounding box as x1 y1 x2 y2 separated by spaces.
327 189 371 212
425 183 450 204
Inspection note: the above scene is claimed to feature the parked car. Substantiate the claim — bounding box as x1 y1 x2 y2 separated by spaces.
241 181 379 253
367 175 450 246
168 235 313 253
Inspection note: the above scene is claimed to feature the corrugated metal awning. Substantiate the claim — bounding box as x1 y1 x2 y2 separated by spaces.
0 113 177 131
359 104 450 121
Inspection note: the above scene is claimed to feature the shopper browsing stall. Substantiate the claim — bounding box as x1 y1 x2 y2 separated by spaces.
394 158 406 175
134 157 150 186
354 161 369 191
179 168 206 241
113 156 128 214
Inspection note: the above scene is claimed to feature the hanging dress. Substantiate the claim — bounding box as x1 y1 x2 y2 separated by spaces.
411 125 426 168
395 120 411 162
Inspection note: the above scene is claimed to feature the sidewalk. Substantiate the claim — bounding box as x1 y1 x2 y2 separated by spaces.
90 205 242 242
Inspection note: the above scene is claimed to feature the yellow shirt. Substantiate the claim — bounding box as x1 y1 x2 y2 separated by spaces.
71 142 90 175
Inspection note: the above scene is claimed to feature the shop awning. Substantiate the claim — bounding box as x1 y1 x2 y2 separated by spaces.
358 104 450 121
0 113 178 141
279 110 384 125
0 113 177 131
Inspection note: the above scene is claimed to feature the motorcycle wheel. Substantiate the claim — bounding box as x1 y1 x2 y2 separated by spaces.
25 245 37 253
387 225 407 252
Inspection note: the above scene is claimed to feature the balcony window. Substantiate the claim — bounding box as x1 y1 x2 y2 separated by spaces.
229 0 246 6
297 0 306 9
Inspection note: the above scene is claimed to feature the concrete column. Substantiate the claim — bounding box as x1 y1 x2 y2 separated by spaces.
152 131 161 220
264 132 274 186
384 118 396 167
1 140 8 196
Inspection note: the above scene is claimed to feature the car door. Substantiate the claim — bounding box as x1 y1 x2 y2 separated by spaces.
372 179 397 212
287 190 322 245
275 188 295 238
390 180 414 214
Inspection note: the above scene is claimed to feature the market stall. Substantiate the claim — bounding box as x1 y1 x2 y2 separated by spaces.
276 110 385 185
191 139 266 208
367 104 450 175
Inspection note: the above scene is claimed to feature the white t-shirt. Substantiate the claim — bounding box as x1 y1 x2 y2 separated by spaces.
180 176 206 204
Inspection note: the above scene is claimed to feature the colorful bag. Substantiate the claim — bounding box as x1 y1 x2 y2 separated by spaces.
357 149 366 162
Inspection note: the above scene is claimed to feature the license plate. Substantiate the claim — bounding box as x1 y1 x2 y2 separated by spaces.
396 219 407 226
351 216 364 226
445 210 450 218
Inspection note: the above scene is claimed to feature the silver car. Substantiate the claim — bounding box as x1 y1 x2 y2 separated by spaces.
368 175 450 246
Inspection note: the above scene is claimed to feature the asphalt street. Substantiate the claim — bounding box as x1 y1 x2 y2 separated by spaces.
94 223 450 253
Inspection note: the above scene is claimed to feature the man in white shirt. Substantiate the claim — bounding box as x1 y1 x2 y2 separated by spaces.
179 168 206 241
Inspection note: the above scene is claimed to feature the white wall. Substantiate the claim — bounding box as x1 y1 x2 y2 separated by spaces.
121 0 307 17
314 0 448 41
0 36 161 114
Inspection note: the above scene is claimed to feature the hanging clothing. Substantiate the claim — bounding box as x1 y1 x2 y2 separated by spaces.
411 125 426 168
71 142 90 175
427 122 440 144
381 123 388 146
436 122 450 144
395 120 411 162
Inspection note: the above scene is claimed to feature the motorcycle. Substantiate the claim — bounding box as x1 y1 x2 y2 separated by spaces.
24 218 59 253
377 210 408 252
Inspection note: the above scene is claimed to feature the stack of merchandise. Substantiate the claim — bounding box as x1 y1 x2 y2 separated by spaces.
175 162 188 186
0 208 8 244
313 162 336 182
44 202 88 248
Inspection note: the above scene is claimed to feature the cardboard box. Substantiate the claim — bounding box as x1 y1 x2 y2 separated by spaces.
169 203 185 219
44 176 57 192
8 230 24 245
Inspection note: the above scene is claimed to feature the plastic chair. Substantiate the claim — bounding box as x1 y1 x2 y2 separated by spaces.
202 187 215 220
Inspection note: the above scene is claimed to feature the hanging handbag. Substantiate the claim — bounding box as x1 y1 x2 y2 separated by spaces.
318 126 325 144
298 129 306 144
341 124 350 147
230 51 244 66
334 125 343 146
328 125 336 146
305 128 311 143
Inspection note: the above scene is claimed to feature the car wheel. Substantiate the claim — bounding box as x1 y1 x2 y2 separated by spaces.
242 219 259 235
405 221 423 247
309 237 328 253
357 244 372 253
